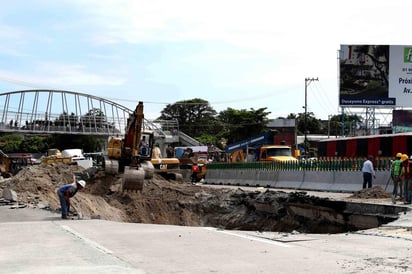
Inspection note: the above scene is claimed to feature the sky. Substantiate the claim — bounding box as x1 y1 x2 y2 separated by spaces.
0 0 411 121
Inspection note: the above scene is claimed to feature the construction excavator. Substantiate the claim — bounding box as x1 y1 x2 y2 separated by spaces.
105 101 181 191
105 101 155 191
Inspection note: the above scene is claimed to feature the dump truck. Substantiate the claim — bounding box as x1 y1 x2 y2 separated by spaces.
225 132 298 163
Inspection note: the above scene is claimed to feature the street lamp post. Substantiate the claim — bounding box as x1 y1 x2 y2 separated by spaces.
304 77 318 157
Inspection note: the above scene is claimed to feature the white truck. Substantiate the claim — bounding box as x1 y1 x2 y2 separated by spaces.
61 149 93 169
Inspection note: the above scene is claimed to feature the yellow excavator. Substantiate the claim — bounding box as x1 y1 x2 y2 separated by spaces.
105 101 181 191
105 101 155 191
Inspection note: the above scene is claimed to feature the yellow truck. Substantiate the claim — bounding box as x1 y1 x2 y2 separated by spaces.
258 145 298 162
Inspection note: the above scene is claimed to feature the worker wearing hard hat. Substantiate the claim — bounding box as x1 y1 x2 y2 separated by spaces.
400 154 411 204
391 153 404 204
57 178 86 219
405 155 412 205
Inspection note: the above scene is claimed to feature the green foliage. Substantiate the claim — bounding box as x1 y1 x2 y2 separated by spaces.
0 133 23 142
218 107 271 144
196 134 218 147
0 134 23 153
0 133 104 154
20 136 48 153
328 114 362 136
288 112 323 135
157 98 219 138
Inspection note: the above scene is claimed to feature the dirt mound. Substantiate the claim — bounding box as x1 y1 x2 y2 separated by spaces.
349 186 392 199
0 163 217 224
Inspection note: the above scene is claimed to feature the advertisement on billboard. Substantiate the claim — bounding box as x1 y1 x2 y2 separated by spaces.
340 45 412 107
392 109 412 133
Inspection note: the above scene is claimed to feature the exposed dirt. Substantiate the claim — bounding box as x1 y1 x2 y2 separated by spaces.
0 163 400 233
349 186 392 199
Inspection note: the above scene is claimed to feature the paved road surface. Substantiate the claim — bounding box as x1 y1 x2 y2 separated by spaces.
1 203 412 274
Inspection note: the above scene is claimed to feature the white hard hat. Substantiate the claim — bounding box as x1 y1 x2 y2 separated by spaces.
77 180 86 188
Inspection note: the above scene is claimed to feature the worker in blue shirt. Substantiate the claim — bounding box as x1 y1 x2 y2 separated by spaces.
57 178 86 219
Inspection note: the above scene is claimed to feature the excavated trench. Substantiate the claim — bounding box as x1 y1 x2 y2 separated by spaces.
98 171 408 234
174 188 406 234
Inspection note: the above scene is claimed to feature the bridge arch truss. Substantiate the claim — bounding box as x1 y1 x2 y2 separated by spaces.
0 89 153 136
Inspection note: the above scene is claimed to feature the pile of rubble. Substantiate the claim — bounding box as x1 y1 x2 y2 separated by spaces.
349 186 392 199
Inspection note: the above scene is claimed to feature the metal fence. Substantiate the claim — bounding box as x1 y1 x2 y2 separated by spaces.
208 157 394 172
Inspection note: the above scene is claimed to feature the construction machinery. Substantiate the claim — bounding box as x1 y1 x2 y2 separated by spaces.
105 101 182 190
40 148 93 169
40 149 73 165
151 157 182 180
105 101 154 191
174 146 208 182
0 150 34 178
225 132 298 163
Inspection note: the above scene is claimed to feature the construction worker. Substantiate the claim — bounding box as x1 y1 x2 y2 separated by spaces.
152 143 162 159
405 156 412 205
361 155 376 189
191 163 200 184
399 154 409 199
391 153 403 204
57 178 86 219
166 144 174 158
139 136 148 155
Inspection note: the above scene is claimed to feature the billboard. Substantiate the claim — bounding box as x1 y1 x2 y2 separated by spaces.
392 109 412 133
340 45 412 107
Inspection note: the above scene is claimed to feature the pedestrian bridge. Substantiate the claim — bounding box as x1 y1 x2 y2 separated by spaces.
0 89 162 135
0 89 204 146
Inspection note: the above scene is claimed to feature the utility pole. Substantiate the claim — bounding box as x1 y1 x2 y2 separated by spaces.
304 77 318 157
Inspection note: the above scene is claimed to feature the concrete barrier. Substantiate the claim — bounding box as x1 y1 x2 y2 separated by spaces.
300 171 334 191
205 168 394 194
329 171 363 192
233 170 261 187
275 170 304 189
256 170 277 188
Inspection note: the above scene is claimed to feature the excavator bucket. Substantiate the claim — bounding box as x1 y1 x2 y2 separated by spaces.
122 166 145 192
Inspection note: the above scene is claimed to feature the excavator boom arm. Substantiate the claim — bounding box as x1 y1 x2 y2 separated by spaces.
124 101 144 156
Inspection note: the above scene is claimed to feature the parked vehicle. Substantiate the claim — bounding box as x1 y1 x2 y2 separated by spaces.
225 132 298 162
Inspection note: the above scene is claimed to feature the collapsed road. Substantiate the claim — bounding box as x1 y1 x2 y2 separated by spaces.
0 163 408 234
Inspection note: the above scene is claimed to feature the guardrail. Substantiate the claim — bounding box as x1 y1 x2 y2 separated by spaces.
208 158 393 172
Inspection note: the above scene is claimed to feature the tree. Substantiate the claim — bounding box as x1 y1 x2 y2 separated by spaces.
218 107 271 144
54 112 75 127
81 108 107 128
0 134 23 153
52 134 106 152
20 136 48 153
287 112 323 135
157 98 219 138
328 114 362 137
